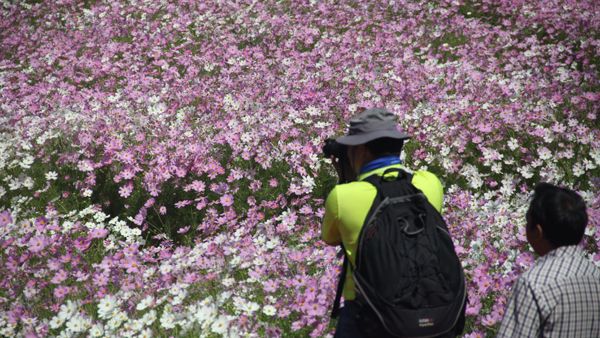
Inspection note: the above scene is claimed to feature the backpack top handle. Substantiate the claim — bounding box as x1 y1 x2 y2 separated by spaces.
378 167 410 183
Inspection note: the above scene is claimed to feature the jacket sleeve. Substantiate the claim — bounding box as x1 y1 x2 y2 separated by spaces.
321 186 342 246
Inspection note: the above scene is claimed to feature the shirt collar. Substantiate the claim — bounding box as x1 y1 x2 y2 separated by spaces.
539 245 583 262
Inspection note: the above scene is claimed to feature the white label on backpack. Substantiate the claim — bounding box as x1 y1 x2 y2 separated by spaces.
418 318 434 327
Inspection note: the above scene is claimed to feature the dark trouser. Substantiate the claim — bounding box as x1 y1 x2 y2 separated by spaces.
334 301 366 338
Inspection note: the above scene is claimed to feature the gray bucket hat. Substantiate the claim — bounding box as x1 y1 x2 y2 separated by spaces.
336 108 411 146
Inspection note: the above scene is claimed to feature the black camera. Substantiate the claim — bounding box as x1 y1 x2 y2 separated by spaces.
322 138 350 166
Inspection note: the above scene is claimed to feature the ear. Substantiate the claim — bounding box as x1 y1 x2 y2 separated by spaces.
358 144 371 158
534 224 545 241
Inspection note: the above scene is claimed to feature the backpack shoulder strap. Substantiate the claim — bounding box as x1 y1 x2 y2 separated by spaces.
331 244 348 319
362 167 414 199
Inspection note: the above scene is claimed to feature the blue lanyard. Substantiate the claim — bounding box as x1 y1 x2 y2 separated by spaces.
359 156 402 175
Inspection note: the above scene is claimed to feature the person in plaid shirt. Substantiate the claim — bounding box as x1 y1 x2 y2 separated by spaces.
497 183 600 338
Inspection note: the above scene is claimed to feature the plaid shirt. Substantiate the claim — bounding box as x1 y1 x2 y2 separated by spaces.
497 245 600 338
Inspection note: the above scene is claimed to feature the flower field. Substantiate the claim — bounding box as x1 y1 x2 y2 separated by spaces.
1 0 600 336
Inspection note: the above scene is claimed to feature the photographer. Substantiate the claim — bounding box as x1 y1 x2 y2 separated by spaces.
322 108 447 337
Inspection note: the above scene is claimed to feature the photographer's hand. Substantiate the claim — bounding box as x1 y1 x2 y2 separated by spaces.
330 155 357 184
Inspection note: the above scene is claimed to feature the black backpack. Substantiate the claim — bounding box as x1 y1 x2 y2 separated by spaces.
331 168 467 338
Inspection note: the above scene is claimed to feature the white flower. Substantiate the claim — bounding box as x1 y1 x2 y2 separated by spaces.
49 316 66 329
107 314 124 331
159 264 173 274
266 237 280 249
211 315 229 334
583 158 597 171
138 328 153 338
305 106 319 116
517 165 534 179
507 138 519 151
8 179 21 190
148 95 160 104
195 304 217 323
0 186 6 198
155 103 167 114
243 301 260 314
82 189 93 197
89 323 104 337
98 295 119 319
66 315 87 333
20 155 34 168
301 176 315 188
136 295 154 311
573 163 585 177
262 305 277 316
19 176 34 189
160 311 177 329
537 147 552 160
491 162 502 174
585 224 596 237
141 310 157 326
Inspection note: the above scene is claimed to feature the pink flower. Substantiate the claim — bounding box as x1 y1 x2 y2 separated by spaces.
466 296 482 316
584 92 597 101
50 270 69 284
269 178 278 187
516 251 536 266
177 226 190 233
118 185 132 198
121 257 140 273
359 100 374 109
175 200 191 208
28 235 49 253
145 198 156 207
159 206 167 215
0 210 12 226
62 191 69 198
34 216 48 231
299 205 313 215
263 279 279 293
90 228 108 239
220 194 234 207
53 285 71 299
477 123 492 133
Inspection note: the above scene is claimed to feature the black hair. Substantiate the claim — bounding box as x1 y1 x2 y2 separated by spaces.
364 137 404 159
527 183 588 248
